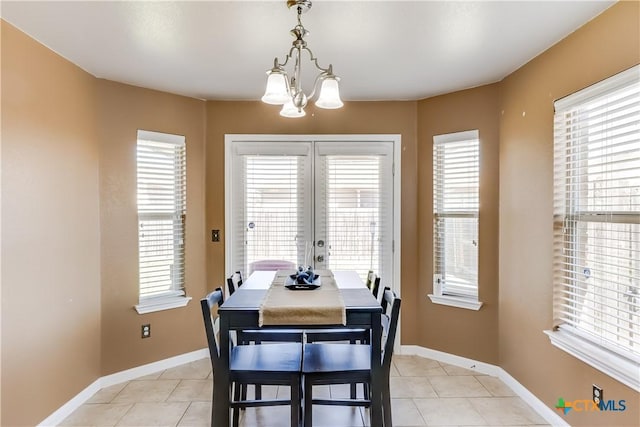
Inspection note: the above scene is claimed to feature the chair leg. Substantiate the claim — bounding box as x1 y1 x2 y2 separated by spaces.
303 376 313 427
232 407 240 427
210 390 215 427
291 375 301 427
349 340 357 399
255 384 262 400
254 340 263 400
241 384 248 404
299 380 304 424
232 383 241 427
382 378 392 427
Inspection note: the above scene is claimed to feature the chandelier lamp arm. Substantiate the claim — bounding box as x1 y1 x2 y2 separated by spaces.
305 66 336 101
261 0 343 118
274 45 332 77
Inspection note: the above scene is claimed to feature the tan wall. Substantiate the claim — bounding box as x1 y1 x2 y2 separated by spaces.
204 101 420 343
96 80 207 375
1 21 101 426
499 2 640 425
416 84 500 364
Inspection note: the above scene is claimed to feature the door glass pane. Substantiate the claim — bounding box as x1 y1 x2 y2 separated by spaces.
316 153 391 281
244 155 305 273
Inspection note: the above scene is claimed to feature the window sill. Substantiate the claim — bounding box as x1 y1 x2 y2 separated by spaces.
428 294 483 311
135 295 192 314
544 328 640 392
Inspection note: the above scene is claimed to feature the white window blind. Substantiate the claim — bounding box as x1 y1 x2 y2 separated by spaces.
136 130 186 301
433 130 480 300
231 142 311 274
316 148 392 281
552 65 640 380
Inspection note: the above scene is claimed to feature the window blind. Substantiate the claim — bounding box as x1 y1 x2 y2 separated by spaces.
553 65 640 362
316 154 390 280
136 131 186 300
231 142 312 274
433 130 480 298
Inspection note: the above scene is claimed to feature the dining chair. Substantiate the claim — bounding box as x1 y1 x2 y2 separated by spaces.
225 272 304 402
226 271 243 295
304 273 381 399
200 288 303 427
366 270 383 303
301 287 401 427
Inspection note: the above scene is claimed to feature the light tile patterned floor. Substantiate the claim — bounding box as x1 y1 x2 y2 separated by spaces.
60 355 550 426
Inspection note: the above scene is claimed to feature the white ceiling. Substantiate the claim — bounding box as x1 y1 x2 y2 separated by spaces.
1 1 615 101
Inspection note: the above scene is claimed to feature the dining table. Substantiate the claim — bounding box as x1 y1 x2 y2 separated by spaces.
214 269 384 427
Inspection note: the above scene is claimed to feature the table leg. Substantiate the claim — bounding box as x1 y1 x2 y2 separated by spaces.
214 314 231 426
370 311 383 427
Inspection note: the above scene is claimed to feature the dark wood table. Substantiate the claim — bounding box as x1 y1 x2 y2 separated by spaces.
214 270 384 427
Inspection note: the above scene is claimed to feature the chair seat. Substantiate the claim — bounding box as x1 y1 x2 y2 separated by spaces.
302 343 371 374
231 342 302 373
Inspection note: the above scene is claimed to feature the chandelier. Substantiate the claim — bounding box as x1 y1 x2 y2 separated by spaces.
261 0 343 118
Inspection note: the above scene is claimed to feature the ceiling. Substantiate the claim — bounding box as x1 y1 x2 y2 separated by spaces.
1 1 615 101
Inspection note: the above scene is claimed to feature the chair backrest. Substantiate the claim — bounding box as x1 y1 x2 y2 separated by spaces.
371 276 381 300
200 288 225 370
366 271 382 301
226 271 243 295
380 287 401 371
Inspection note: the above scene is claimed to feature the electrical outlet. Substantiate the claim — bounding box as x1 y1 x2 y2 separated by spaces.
141 324 151 339
593 384 603 406
211 229 220 242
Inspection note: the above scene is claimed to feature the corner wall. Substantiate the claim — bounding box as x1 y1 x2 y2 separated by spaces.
1 21 101 426
96 80 207 376
417 83 501 364
498 2 639 425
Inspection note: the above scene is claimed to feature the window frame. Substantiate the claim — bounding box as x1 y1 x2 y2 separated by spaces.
134 130 191 314
546 65 640 392
429 130 483 311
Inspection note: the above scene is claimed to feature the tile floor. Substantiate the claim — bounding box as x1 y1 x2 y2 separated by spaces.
60 354 550 427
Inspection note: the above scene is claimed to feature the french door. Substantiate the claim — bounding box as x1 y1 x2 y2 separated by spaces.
226 136 397 283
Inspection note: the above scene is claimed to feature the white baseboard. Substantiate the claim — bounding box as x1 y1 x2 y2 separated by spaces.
497 369 569 427
401 345 501 377
100 348 209 388
400 345 568 427
38 348 209 426
37 379 103 427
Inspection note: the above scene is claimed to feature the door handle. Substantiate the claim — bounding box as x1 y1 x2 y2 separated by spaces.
316 255 324 263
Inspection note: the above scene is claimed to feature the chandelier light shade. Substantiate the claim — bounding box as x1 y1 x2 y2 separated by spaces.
315 76 343 109
262 0 343 118
261 69 290 105
280 100 307 118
